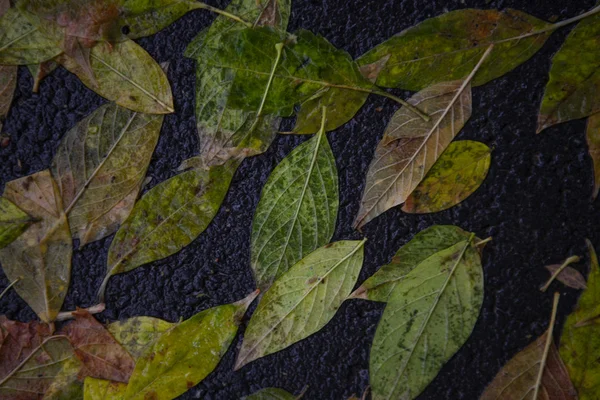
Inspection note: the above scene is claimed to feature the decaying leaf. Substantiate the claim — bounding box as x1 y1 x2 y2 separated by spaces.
0 170 72 323
251 111 338 291
537 11 600 133
107 316 175 360
369 232 483 400
236 240 366 370
357 9 551 91
587 114 600 200
349 225 475 302
102 162 238 299
245 387 297 400
51 102 163 246
83 377 127 400
560 239 600 399
58 39 174 114
61 310 135 383
43 355 85 400
353 79 473 228
0 64 17 133
402 140 491 214
541 256 585 292
0 197 34 249
124 291 258 400
0 317 75 399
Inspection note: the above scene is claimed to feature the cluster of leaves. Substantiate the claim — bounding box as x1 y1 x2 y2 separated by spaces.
1 0 600 398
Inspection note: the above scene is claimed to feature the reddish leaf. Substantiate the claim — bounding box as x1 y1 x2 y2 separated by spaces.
545 264 587 290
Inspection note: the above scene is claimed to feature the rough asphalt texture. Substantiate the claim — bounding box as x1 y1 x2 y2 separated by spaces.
0 0 597 398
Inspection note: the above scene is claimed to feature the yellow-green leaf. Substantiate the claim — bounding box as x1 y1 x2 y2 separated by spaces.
0 197 34 249
236 240 366 370
108 316 175 360
587 114 600 199
0 170 72 323
402 140 491 214
84 377 127 400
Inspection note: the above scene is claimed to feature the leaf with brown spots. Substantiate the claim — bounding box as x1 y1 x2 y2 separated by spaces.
0 170 72 323
83 377 126 400
107 316 176 360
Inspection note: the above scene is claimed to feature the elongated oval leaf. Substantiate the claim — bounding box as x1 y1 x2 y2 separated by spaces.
251 122 338 291
350 225 473 302
560 239 600 399
124 291 258 400
236 240 366 370
0 197 34 249
354 80 472 229
370 235 483 400
84 377 127 400
59 40 174 114
544 264 587 290
0 170 72 322
587 114 600 199
246 387 296 400
0 64 17 133
108 316 175 360
51 102 163 245
538 12 600 133
402 140 491 214
357 9 551 91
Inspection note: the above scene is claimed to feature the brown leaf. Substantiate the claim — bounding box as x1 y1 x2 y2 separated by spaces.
545 264 587 290
0 0 9 16
61 310 135 383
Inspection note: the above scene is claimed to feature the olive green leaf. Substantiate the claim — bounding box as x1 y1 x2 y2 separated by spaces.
402 140 491 214
0 197 34 249
43 356 85 400
369 234 483 400
0 170 72 323
102 162 238 300
538 12 600 133
236 240 366 370
357 9 551 91
0 8 62 65
58 40 174 114
353 79 473 229
27 60 58 93
251 112 338 291
587 114 600 199
560 239 600 399
124 291 258 400
349 225 474 302
84 377 127 400
0 64 17 133
245 387 297 400
481 294 577 400
51 102 163 246
107 316 176 359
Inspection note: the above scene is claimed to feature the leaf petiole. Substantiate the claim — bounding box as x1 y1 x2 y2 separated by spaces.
539 255 581 292
194 2 253 28
532 292 560 400
0 277 20 301
55 303 106 321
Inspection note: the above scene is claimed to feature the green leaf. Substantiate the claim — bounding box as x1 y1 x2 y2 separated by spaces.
538 12 600 132
102 162 237 298
58 40 174 114
236 240 366 369
251 115 338 291
560 239 600 399
0 170 72 323
369 233 483 400
349 225 474 302
43 356 85 400
245 387 297 400
0 197 34 250
357 9 551 91
84 377 127 400
354 80 472 229
124 291 258 400
0 64 17 133
119 0 204 39
587 114 600 199
0 8 62 65
51 102 163 246
402 140 491 214
107 316 176 360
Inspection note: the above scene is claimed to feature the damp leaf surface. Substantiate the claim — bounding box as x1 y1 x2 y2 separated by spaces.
107 316 176 360
369 234 483 400
236 240 366 369
402 140 491 214
587 114 600 199
0 170 72 323
0 197 34 250
84 377 127 400
51 102 163 245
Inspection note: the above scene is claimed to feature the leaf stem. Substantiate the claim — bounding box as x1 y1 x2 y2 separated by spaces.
0 277 20 301
195 2 253 28
55 303 106 321
540 255 581 292
533 292 560 400
357 87 430 122
474 237 492 247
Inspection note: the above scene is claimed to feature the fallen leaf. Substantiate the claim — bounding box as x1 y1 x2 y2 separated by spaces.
102 162 238 300
0 0 8 15
0 170 72 323
251 110 338 291
58 39 174 114
236 240 366 370
542 257 586 291
107 316 175 359
402 140 491 214
246 387 297 400
124 291 258 400
43 356 85 400
537 11 600 132
0 316 75 399
369 233 483 400
349 225 475 302
560 239 600 398
27 60 58 93
357 9 551 91
0 197 34 249
83 377 126 400
51 102 163 246
0 64 17 133
587 114 600 199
